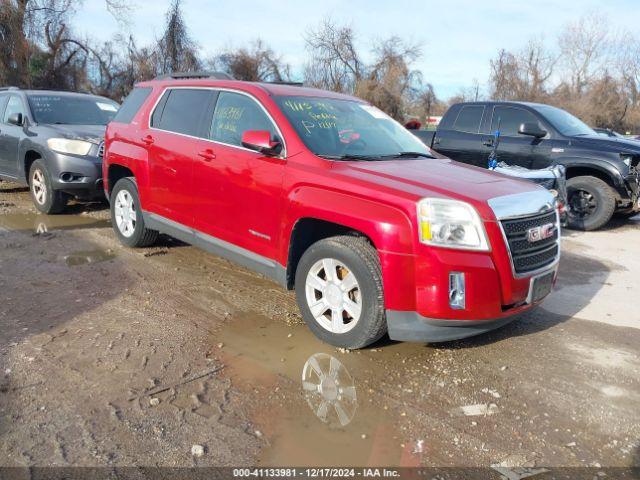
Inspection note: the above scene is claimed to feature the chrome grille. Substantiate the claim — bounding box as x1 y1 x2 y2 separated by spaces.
98 142 105 158
500 210 559 275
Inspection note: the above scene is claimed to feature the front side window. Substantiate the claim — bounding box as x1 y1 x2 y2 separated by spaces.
491 106 541 137
453 105 484 133
4 95 26 123
27 95 118 125
532 105 595 137
210 91 278 147
274 95 431 159
154 88 214 138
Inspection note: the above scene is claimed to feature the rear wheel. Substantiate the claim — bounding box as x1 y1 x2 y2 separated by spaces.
110 177 158 247
295 235 387 349
29 160 67 214
566 176 616 231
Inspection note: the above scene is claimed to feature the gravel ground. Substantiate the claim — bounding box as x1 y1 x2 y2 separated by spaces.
0 181 639 472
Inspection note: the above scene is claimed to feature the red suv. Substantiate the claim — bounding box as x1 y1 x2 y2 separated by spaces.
103 74 560 349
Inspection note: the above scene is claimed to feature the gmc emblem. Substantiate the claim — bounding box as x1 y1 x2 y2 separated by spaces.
527 223 556 243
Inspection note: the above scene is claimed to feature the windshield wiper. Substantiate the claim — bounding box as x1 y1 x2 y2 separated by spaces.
382 151 435 159
319 154 383 161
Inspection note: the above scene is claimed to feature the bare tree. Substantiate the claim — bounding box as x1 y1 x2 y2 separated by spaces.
489 39 555 101
356 36 422 120
304 18 362 92
558 13 610 95
210 39 291 81
156 0 200 74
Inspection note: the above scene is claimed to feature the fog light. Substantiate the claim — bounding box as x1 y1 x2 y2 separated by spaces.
449 272 465 310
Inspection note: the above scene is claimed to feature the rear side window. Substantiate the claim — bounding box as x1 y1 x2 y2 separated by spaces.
491 106 540 136
113 87 152 124
209 91 277 147
154 88 214 138
453 106 484 133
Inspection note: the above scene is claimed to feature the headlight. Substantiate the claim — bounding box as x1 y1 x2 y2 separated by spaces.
47 138 93 156
417 198 489 251
621 154 633 169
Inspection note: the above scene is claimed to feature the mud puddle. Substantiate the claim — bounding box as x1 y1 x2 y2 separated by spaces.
0 212 110 233
63 249 116 266
217 314 435 466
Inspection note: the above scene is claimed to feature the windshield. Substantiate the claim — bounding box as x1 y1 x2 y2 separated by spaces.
274 95 433 159
532 105 595 137
27 94 119 125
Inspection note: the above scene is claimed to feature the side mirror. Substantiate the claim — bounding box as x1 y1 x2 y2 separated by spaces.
7 112 23 126
241 130 282 156
518 122 547 138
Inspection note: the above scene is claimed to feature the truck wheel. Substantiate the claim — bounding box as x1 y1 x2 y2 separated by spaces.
110 177 158 248
29 160 67 214
295 235 387 349
566 176 616 231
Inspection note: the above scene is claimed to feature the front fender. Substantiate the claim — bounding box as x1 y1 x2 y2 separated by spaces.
17 139 48 182
281 186 415 257
280 187 418 310
553 156 626 189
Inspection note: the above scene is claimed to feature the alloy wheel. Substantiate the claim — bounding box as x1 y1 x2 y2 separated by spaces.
114 189 137 238
31 169 47 205
304 258 362 334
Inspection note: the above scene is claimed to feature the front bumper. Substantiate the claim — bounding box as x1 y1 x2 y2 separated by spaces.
48 152 103 195
621 173 640 210
386 309 528 343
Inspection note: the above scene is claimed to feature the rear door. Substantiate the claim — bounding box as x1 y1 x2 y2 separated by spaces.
193 90 285 260
0 94 26 177
145 87 216 226
485 105 550 169
433 105 486 167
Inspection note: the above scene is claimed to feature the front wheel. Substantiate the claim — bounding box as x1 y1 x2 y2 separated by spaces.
295 235 387 349
110 177 158 248
29 160 68 214
566 176 616 231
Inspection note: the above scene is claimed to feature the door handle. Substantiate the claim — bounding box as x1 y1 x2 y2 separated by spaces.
482 138 494 147
198 149 216 161
141 135 154 146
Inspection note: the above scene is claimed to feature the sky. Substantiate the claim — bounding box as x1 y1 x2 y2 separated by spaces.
74 0 640 99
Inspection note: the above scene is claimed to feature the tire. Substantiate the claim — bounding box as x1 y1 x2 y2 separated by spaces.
29 159 67 214
110 177 158 248
295 235 387 349
566 176 616 231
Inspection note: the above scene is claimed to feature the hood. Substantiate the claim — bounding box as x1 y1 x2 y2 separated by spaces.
570 134 640 154
331 157 543 219
45 124 106 144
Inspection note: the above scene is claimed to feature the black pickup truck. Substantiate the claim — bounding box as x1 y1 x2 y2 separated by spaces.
414 101 640 230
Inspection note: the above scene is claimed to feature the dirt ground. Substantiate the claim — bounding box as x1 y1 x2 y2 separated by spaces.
0 180 639 472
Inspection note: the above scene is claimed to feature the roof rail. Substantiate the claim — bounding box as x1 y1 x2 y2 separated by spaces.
0 86 20 91
264 81 304 87
154 71 233 81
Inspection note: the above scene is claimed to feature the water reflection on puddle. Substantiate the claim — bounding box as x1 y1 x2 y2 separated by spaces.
303 353 357 427
0 212 110 234
218 314 418 467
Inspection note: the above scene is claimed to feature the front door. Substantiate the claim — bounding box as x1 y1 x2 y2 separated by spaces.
145 87 216 226
193 90 286 260
0 95 26 177
483 105 549 169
